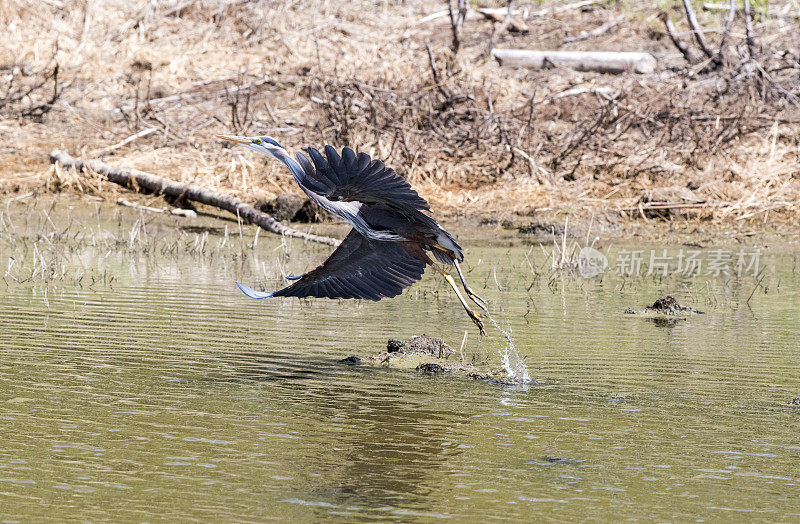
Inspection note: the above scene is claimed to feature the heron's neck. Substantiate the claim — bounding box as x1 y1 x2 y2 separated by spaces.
269 148 305 182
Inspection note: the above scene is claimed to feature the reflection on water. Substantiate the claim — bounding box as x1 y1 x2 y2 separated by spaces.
1 199 800 520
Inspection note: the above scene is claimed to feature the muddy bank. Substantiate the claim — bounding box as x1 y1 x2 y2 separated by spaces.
4 0 800 232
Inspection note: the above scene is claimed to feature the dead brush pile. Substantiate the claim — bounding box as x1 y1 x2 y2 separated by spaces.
1 0 799 224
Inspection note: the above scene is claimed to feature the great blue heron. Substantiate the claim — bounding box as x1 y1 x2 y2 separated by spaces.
215 134 488 335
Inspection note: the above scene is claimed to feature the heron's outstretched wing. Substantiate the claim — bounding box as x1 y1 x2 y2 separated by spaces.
293 146 430 219
237 229 426 301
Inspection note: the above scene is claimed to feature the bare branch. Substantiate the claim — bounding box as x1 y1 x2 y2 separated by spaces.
751 61 800 107
682 0 715 58
714 0 736 67
447 0 468 54
661 13 699 64
743 0 758 60
480 1 516 60
425 43 451 99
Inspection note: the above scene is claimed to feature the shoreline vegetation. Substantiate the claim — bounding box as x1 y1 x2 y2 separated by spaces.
2 0 799 235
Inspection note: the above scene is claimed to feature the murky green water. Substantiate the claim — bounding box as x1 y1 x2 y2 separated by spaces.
1 199 799 521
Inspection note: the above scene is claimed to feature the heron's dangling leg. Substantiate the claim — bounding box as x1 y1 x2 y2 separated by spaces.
453 260 488 312
436 266 486 336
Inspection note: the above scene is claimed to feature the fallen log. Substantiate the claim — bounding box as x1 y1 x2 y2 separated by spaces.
49 149 341 247
492 49 657 74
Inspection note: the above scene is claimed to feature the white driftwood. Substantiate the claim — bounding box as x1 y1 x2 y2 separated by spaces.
552 86 617 99
50 149 340 247
492 49 657 74
117 198 198 218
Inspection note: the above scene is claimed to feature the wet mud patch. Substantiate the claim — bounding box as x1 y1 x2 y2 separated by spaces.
339 334 528 385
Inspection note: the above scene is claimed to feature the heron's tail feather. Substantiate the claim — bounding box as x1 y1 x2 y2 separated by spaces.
430 245 455 265
432 230 463 264
236 282 275 299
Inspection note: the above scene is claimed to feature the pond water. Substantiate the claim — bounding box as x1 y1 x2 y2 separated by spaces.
1 199 799 521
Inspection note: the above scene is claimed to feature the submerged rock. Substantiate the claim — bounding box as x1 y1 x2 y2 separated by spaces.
342 334 528 385
387 334 454 359
417 362 448 374
625 295 704 316
647 296 704 315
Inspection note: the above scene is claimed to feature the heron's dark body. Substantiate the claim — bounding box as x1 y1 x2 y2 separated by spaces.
234 140 464 302
221 133 486 334
292 145 463 261
358 206 446 262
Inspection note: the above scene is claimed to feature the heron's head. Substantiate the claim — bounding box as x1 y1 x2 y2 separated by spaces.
214 134 285 156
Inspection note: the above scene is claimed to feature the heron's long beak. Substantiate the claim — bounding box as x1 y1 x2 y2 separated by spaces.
214 134 250 144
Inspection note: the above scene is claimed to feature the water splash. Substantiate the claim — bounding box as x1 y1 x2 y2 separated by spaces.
487 314 532 384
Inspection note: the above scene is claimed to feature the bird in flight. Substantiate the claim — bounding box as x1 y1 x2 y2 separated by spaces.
215 135 487 335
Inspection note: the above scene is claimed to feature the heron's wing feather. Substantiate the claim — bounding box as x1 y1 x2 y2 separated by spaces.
243 229 426 301
294 147 430 220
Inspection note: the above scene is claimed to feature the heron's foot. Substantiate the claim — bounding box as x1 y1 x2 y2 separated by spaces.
440 271 487 336
466 289 489 312
468 309 487 337
452 260 489 313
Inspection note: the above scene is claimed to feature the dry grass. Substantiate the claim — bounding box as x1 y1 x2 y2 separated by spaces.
1 0 799 227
